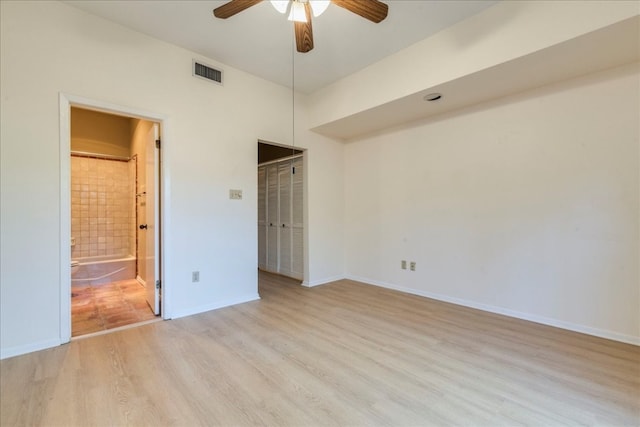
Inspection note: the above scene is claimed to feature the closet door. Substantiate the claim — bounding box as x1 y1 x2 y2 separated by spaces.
266 164 279 272
291 157 304 280
278 161 292 277
258 156 304 280
257 166 267 270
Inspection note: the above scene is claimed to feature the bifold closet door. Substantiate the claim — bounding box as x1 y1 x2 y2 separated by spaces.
291 157 303 279
257 166 267 270
258 157 303 280
266 164 279 272
278 161 293 277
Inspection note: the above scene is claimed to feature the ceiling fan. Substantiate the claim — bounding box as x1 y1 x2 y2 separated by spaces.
213 0 388 53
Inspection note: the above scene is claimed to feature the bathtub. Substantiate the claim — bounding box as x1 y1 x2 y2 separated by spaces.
71 254 136 286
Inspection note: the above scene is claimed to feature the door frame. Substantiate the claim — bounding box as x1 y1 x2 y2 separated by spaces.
257 140 309 285
59 93 171 343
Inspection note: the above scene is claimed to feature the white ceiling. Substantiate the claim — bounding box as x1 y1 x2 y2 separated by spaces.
311 16 640 139
64 0 498 93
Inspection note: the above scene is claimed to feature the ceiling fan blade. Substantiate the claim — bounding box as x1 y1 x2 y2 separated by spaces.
294 3 314 53
213 0 263 19
331 0 388 23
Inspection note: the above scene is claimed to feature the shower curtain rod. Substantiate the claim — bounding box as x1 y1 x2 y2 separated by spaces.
70 151 131 162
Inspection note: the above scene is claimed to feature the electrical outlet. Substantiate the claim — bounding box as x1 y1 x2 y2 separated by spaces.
410 262 416 271
401 260 407 270
192 271 200 282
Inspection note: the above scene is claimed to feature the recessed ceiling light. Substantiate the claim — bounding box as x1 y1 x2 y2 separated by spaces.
424 93 442 102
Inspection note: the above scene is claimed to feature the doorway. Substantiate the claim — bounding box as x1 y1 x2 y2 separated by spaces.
69 107 161 337
257 141 304 282
59 95 166 342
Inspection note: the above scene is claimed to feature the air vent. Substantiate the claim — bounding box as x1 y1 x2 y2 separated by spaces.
193 60 223 85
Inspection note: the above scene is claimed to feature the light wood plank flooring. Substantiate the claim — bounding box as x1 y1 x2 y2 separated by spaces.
1 272 638 426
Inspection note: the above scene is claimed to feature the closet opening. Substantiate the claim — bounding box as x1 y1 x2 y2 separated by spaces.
257 141 305 283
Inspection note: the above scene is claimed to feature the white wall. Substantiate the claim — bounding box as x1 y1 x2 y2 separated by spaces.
130 118 155 281
307 0 639 129
297 96 345 286
0 1 345 358
344 63 640 344
2 0 635 359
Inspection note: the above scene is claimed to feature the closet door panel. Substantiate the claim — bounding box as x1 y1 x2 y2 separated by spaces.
259 156 303 280
257 166 267 270
291 157 304 279
278 162 292 277
292 157 303 227
266 164 279 272
258 166 266 224
258 224 267 270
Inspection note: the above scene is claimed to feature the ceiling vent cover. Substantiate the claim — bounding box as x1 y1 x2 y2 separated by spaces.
193 60 223 85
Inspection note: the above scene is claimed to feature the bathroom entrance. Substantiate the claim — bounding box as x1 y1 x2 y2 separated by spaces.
69 106 162 337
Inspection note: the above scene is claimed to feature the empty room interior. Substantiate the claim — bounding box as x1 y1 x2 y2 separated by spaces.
1 0 639 425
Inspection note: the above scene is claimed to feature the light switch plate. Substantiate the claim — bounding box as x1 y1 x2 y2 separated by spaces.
229 189 242 200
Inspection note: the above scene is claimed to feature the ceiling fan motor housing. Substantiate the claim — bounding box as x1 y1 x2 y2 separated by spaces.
213 0 389 53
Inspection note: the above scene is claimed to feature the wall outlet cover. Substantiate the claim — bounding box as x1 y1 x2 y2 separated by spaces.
229 189 242 200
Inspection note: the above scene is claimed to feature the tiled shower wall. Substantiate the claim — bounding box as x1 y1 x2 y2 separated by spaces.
71 156 135 259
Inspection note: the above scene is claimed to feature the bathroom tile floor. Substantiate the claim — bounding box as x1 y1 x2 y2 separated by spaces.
71 279 157 337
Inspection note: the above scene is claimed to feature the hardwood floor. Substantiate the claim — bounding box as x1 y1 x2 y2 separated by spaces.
2 272 638 426
72 279 157 337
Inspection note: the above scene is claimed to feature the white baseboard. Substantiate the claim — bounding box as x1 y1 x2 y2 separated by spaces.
1 293 260 359
346 275 640 346
170 293 261 320
302 275 345 288
136 275 146 286
1 338 62 360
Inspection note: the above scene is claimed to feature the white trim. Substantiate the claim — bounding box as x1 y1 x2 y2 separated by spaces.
258 144 308 286
60 93 167 122
347 275 640 346
136 275 146 286
170 293 261 319
59 93 172 346
302 275 345 288
258 138 304 151
59 94 72 344
1 338 62 360
159 118 172 319
70 318 163 341
302 152 310 286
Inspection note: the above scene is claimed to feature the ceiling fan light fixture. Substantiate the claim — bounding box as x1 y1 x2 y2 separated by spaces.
309 0 330 17
288 1 307 23
270 0 289 14
214 0 389 53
